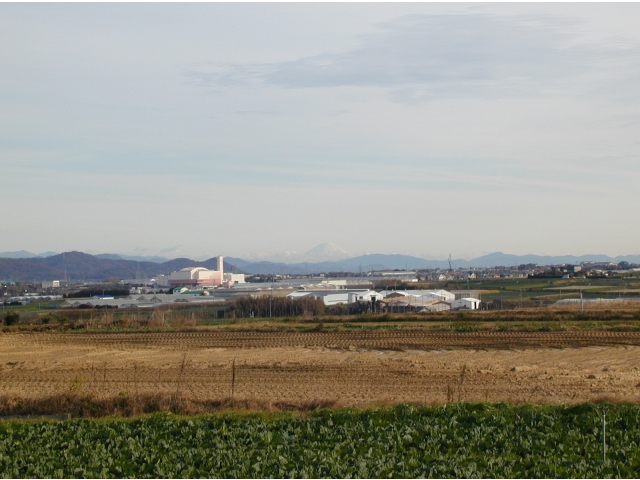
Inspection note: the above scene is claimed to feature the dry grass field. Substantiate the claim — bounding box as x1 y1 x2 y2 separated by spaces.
2 328 640 413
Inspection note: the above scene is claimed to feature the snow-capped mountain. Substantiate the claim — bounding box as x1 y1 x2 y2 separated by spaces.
303 242 350 261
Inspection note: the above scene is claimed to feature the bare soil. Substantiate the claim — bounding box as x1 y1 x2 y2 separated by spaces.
2 330 640 407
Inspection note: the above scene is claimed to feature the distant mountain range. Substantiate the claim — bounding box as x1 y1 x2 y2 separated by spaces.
0 250 636 281
0 252 228 282
0 251 171 263
228 252 640 275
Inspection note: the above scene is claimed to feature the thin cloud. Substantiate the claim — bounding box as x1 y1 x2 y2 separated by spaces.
159 245 183 254
188 13 640 101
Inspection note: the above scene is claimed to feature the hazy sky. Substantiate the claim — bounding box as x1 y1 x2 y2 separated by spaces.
2 3 639 261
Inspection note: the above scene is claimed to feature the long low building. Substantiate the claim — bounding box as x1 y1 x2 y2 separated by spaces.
7 295 63 302
379 289 456 303
60 293 224 309
287 289 383 306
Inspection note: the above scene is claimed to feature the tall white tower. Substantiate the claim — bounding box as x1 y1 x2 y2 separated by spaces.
217 256 224 275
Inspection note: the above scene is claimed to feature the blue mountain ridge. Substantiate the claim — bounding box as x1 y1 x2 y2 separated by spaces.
226 252 640 275
1 251 637 280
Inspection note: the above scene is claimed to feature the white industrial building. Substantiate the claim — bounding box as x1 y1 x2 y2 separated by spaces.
379 289 456 303
287 289 383 306
168 256 224 287
42 280 60 289
223 272 245 285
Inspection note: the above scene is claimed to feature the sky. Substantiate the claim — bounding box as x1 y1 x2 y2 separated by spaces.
1 3 639 261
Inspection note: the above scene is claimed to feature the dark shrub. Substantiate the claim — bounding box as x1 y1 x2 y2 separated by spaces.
4 310 19 326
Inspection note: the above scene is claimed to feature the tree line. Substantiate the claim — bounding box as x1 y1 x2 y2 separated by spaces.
229 296 325 317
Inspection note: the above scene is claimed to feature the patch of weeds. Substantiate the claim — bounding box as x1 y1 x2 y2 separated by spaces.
373 324 399 331
342 323 366 330
451 323 480 332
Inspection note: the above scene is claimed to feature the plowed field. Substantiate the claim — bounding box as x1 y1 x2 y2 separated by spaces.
2 330 640 405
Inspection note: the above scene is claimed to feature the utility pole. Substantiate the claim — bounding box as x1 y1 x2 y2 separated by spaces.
519 290 523 309
581 290 584 313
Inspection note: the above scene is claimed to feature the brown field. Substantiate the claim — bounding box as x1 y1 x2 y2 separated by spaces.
2 330 640 410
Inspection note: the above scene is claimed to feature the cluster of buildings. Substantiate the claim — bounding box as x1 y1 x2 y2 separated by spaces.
39 254 634 312
287 287 481 312
421 261 638 282
59 286 482 312
39 257 481 311
527 262 635 279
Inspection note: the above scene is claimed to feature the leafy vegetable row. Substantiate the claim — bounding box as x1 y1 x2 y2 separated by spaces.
1 403 638 478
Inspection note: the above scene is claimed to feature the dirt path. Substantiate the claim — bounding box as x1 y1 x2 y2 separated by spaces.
1 331 640 405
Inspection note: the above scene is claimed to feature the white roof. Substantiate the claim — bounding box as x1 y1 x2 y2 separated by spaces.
287 291 312 298
380 289 453 298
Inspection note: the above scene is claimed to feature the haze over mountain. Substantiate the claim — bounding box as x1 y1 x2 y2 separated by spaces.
231 243 351 264
304 242 349 258
95 254 170 263
303 243 350 261
0 251 58 259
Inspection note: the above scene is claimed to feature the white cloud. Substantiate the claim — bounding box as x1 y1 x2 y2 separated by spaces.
190 13 640 102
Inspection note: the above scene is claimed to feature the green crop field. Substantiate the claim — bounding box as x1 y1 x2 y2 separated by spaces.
1 403 638 478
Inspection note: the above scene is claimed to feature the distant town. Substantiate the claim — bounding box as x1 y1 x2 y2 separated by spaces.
2 250 639 316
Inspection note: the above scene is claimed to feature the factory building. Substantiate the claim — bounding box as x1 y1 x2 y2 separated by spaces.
223 272 245 285
168 256 224 287
287 289 383 306
379 289 481 311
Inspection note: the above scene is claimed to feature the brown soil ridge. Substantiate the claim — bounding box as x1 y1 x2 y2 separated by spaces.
7 330 640 350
